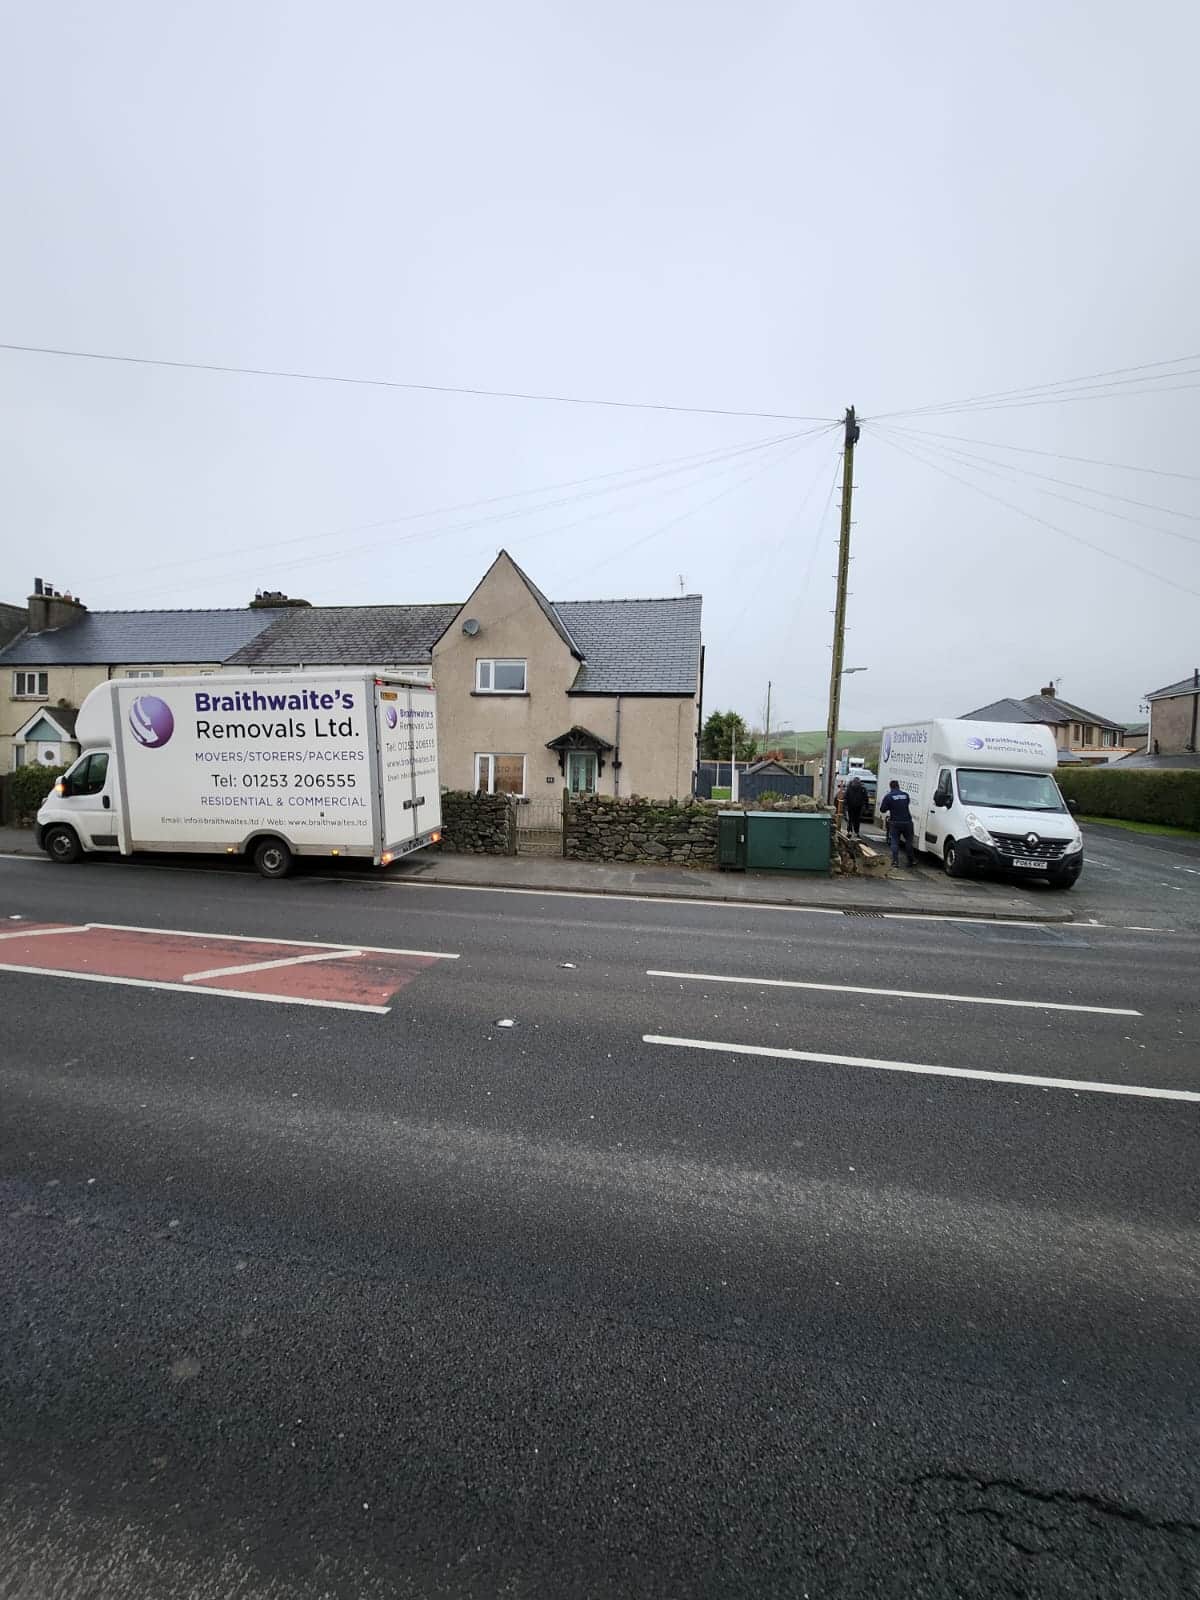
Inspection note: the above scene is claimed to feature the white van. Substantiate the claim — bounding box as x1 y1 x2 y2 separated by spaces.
36 670 441 878
875 719 1083 889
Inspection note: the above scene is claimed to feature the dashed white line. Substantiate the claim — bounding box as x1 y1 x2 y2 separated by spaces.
643 1035 1200 1103
646 969 1141 1016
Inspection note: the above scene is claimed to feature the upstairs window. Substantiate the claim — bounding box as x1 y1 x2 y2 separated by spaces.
125 669 164 679
13 671 48 698
476 659 527 693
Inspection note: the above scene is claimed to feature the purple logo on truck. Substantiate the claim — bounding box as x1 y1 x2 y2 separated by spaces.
967 736 985 750
384 705 398 729
881 732 892 762
129 695 175 749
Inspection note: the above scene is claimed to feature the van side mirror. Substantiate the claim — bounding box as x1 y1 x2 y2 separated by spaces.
1067 798 1079 812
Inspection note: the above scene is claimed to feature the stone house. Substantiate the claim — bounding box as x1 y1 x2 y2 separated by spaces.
962 685 1134 764
1144 670 1199 758
227 552 704 801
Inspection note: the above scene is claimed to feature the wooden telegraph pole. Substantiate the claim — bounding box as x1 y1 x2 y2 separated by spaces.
823 407 860 805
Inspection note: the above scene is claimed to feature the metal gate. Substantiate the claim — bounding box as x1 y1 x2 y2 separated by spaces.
515 795 564 856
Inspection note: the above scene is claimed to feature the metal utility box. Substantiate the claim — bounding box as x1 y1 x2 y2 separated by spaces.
743 811 830 873
716 810 747 870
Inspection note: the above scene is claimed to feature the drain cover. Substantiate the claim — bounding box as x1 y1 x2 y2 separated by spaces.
843 909 885 918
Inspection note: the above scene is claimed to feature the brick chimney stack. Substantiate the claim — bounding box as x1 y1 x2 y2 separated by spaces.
27 578 87 634
1039 683 1056 698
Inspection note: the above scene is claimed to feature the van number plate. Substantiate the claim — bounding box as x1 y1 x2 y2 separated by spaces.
1012 857 1048 870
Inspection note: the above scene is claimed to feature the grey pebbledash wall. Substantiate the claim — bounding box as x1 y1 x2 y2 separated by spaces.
438 790 516 854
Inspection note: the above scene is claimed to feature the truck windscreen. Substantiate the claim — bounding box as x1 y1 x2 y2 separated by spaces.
956 769 1066 811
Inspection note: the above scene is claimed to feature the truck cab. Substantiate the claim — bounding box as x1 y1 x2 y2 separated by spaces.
37 748 121 862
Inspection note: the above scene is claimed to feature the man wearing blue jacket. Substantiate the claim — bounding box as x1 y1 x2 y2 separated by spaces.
878 779 915 868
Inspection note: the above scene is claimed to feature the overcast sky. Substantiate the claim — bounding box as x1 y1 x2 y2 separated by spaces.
3 1 1198 730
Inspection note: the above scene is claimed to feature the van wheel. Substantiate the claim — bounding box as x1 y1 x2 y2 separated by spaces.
944 838 970 878
252 837 293 879
43 825 82 864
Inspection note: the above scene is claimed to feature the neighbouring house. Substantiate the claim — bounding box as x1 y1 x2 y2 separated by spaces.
227 551 703 799
1113 671 1200 769
961 685 1135 764
0 580 289 772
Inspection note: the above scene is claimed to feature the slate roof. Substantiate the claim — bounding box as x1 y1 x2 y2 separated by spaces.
0 609 288 666
1146 673 1200 700
225 604 460 667
560 595 702 694
962 692 1124 732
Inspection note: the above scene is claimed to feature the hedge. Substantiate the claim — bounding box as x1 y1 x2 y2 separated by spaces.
1055 766 1200 831
9 763 67 825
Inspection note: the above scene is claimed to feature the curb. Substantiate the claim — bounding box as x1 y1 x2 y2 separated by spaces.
404 870 1076 924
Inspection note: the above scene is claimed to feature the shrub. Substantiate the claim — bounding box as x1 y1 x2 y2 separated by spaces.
1055 767 1200 830
10 763 67 824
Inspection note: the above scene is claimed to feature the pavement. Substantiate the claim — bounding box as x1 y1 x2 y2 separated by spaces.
0 824 1081 921
1 837 1198 1598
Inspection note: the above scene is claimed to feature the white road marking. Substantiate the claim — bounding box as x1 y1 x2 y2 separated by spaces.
643 1035 1200 1103
182 948 364 983
1173 866 1200 876
0 963 390 1013
84 921 458 960
646 968 1141 1016
0 924 92 940
379 880 847 915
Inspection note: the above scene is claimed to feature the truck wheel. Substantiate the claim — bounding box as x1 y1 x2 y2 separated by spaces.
943 839 970 878
252 837 293 879
43 825 82 864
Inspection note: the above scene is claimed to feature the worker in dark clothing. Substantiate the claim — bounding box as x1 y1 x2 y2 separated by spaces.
878 779 915 867
843 775 868 837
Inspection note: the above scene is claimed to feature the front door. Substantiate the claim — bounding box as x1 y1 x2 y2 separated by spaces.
566 751 598 795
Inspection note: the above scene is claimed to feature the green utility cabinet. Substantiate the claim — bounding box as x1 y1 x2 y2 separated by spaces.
716 811 747 870
744 811 830 873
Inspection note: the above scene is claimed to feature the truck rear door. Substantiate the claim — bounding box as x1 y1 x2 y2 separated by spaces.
376 682 441 861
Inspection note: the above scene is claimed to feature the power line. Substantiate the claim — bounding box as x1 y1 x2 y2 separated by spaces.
870 351 1200 421
85 426 814 594
874 424 1200 544
870 428 1200 601
872 379 1200 421
864 424 1200 483
0 339 834 423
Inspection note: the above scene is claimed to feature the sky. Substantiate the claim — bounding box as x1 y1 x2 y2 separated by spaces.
2 0 1198 731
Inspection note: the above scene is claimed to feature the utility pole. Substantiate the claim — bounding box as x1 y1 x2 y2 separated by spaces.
823 407 860 805
764 680 771 755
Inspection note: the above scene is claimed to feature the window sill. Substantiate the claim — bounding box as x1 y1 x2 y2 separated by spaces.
470 691 530 698
12 695 49 702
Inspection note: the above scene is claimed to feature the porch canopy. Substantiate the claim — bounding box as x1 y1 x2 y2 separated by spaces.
545 725 614 779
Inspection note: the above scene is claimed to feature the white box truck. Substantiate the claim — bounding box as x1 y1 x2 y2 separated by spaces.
35 670 441 877
875 719 1084 889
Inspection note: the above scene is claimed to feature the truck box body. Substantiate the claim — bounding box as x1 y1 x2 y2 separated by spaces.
875 718 1083 886
37 670 440 872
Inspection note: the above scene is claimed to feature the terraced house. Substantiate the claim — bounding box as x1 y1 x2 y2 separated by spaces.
1 557 704 802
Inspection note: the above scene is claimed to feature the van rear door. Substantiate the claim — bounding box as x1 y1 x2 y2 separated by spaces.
376 682 440 860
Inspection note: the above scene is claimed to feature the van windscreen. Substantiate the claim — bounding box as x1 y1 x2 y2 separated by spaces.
956 769 1065 811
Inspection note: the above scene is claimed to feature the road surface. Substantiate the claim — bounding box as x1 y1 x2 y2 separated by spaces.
1 845 1197 1597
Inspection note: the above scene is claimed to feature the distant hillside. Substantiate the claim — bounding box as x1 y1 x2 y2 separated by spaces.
767 729 880 758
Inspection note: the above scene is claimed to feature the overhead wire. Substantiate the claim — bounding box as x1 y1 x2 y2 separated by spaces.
869 351 1200 421
861 425 1200 483
85 425 815 595
0 339 834 423
874 423 1200 546
867 427 1200 601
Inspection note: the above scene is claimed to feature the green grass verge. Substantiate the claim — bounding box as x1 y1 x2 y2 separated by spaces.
1078 814 1200 841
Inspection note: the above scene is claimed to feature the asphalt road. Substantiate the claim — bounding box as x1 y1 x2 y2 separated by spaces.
2 843 1198 1598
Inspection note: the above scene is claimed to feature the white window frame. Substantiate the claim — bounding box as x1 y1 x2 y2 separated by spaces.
13 671 49 699
125 669 164 679
474 753 527 797
475 658 527 694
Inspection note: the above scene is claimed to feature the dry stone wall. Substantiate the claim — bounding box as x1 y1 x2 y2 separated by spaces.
564 794 842 868
438 790 516 855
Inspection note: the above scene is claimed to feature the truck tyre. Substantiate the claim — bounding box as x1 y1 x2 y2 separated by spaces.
43 825 82 865
252 837 293 879
943 838 970 878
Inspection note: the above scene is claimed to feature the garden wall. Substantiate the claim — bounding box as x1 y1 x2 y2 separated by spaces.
438 790 516 854
564 793 840 867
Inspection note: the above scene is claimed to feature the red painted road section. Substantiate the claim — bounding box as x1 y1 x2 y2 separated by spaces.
0 922 447 1011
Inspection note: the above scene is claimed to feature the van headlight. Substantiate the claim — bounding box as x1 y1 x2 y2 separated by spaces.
964 811 994 846
1064 833 1083 854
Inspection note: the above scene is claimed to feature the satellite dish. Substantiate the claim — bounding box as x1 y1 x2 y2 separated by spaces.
462 617 481 636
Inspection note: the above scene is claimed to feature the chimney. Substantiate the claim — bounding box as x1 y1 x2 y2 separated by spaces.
27 579 87 634
1039 684 1056 698
250 590 311 609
